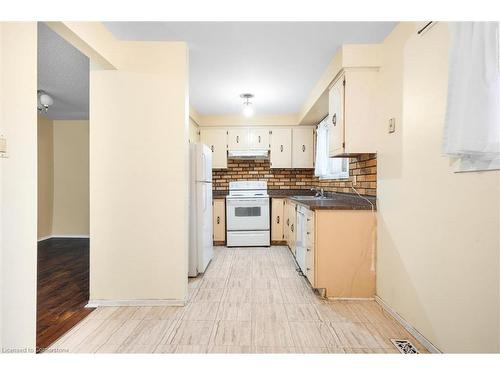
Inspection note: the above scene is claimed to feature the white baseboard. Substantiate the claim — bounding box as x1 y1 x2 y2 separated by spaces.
38 234 90 242
374 295 441 353
330 297 375 301
86 299 186 308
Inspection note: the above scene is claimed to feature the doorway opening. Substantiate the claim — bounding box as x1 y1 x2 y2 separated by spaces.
36 22 91 351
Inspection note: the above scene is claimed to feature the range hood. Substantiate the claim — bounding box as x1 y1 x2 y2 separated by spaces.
227 150 269 160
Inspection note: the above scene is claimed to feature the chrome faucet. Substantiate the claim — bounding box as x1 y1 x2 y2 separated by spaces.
311 187 324 198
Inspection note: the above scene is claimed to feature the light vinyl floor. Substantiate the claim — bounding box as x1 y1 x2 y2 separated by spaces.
48 246 427 354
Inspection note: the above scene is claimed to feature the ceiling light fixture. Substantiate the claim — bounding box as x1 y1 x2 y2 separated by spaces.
240 93 254 117
37 90 54 113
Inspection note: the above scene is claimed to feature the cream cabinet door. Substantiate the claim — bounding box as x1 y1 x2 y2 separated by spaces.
227 129 249 150
271 198 285 241
213 199 226 242
288 201 297 255
248 128 270 150
328 75 345 157
283 199 290 242
304 210 315 286
270 128 292 168
292 128 314 168
200 128 227 169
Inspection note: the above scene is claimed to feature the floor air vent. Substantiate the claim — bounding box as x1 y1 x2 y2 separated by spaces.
391 339 420 354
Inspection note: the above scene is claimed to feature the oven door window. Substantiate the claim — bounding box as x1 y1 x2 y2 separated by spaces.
235 206 261 217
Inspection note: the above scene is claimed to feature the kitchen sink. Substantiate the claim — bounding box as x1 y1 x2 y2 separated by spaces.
290 195 331 200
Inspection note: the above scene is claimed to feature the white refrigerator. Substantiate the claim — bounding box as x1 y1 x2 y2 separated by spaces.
189 143 214 277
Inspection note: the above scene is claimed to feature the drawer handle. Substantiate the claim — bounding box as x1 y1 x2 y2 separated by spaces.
307 218 310 222
217 216 220 224
287 218 289 226
211 145 214 152
276 216 280 224
280 144 283 152
236 135 239 143
302 145 305 152
291 224 294 232
332 113 337 126
258 135 261 143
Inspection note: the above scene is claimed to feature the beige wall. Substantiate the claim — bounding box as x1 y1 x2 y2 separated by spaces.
52 120 89 236
37 118 89 239
0 22 38 351
376 22 500 352
37 116 54 239
88 38 189 301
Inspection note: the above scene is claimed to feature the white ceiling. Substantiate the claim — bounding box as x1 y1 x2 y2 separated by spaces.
38 22 89 120
104 22 396 116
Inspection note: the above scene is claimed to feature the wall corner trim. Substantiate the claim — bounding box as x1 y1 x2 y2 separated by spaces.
374 295 441 353
86 299 186 308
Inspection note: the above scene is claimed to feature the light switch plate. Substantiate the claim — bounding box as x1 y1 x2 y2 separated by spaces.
388 118 396 133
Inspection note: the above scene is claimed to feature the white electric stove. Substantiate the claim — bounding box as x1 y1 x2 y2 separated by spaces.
226 181 270 247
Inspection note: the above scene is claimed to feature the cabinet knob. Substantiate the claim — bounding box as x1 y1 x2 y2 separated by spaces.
306 267 310 271
332 113 337 126
277 216 280 224
306 248 310 252
217 216 220 224
306 232 310 235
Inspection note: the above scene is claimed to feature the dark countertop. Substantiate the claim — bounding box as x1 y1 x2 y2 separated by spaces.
289 194 376 211
268 189 316 198
213 189 375 211
213 190 229 198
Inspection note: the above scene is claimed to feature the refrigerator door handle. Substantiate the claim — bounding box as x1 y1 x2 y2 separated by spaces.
201 152 206 182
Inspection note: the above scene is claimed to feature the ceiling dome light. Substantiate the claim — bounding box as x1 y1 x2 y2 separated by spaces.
240 93 254 117
37 90 54 113
243 104 254 117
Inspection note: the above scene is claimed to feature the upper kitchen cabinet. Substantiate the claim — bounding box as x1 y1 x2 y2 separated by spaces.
270 128 292 169
248 128 270 150
328 68 378 157
200 128 227 169
227 129 249 150
292 128 314 168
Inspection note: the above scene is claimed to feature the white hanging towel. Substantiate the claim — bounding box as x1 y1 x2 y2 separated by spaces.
443 22 500 161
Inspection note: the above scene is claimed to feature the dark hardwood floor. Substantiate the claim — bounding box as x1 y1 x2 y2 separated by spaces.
37 238 94 351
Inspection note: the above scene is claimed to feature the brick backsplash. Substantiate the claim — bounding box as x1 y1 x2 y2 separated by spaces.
213 153 377 196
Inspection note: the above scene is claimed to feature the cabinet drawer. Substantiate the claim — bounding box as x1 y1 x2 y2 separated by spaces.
305 212 315 246
305 244 315 286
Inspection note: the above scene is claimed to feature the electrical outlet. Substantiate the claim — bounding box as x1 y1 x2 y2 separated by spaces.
388 118 396 133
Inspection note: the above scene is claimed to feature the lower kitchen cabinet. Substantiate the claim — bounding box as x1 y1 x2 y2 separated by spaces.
304 209 315 285
213 198 226 243
271 198 285 242
302 206 375 298
283 199 297 256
